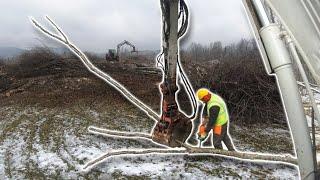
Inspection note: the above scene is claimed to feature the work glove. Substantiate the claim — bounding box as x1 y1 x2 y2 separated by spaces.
202 117 209 125
197 124 208 141
197 132 208 141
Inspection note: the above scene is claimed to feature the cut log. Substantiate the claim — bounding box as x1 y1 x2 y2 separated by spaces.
88 126 152 139
87 127 298 169
82 145 297 171
82 148 187 170
185 146 297 165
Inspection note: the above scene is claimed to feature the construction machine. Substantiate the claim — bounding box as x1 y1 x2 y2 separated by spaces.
106 40 137 61
244 0 320 179
105 49 118 61
32 0 320 179
151 0 194 147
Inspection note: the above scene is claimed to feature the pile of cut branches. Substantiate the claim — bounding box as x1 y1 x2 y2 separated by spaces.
212 57 285 124
181 40 286 124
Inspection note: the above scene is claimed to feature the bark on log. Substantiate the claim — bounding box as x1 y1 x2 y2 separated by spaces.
83 148 187 170
88 126 152 139
87 127 297 168
83 145 297 171
185 146 297 165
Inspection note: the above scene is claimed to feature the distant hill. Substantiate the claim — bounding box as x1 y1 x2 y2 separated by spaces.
0 47 24 58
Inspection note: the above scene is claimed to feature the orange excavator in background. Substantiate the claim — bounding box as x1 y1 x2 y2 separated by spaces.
106 40 137 61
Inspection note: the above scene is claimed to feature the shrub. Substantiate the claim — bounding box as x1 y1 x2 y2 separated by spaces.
7 46 62 77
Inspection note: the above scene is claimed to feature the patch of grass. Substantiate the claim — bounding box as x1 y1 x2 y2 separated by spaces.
186 162 242 178
24 161 48 179
230 124 293 154
26 115 38 153
4 150 12 178
38 113 65 152
111 170 152 180
250 169 270 179
0 114 26 142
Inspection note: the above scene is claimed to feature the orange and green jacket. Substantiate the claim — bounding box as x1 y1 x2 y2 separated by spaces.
200 93 229 134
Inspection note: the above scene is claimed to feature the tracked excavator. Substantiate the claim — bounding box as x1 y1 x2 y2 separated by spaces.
106 40 137 61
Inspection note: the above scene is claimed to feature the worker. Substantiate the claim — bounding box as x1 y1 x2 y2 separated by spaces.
196 88 235 151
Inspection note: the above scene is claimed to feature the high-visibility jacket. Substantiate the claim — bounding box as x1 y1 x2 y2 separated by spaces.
206 93 229 126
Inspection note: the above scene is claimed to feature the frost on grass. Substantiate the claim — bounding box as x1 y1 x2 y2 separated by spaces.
0 105 299 179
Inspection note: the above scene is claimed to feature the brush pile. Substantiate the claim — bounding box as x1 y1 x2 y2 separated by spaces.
181 39 285 124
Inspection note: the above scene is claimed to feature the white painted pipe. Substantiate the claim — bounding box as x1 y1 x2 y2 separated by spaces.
259 23 315 180
251 0 271 26
286 35 320 127
251 0 316 178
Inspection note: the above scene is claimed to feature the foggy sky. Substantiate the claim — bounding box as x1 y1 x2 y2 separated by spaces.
0 0 252 53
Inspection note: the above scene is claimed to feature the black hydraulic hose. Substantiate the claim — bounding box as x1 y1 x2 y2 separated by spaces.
178 0 189 38
177 59 198 119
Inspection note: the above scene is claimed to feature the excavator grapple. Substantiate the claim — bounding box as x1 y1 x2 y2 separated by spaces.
152 83 192 147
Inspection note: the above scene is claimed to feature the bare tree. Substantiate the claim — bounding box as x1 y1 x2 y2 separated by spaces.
0 57 4 66
209 41 223 60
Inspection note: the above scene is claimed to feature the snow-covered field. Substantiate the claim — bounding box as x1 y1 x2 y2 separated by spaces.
0 105 300 179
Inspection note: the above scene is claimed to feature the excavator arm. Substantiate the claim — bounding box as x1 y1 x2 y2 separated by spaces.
116 40 136 57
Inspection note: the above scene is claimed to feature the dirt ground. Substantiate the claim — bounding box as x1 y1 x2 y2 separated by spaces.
0 59 299 179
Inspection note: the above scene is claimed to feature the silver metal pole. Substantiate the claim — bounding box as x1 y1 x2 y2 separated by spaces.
251 0 315 179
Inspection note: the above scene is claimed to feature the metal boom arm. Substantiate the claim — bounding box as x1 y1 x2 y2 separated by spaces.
116 40 136 57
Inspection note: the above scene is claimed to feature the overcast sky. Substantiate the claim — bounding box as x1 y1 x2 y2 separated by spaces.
0 0 253 53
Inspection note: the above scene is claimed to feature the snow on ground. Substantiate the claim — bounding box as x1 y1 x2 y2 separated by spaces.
0 105 299 179
306 115 319 127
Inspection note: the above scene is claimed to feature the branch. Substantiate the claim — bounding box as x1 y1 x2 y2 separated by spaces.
88 127 298 166
83 127 297 171
88 126 152 139
185 146 297 165
88 126 171 149
30 16 160 121
82 145 297 171
82 148 187 170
